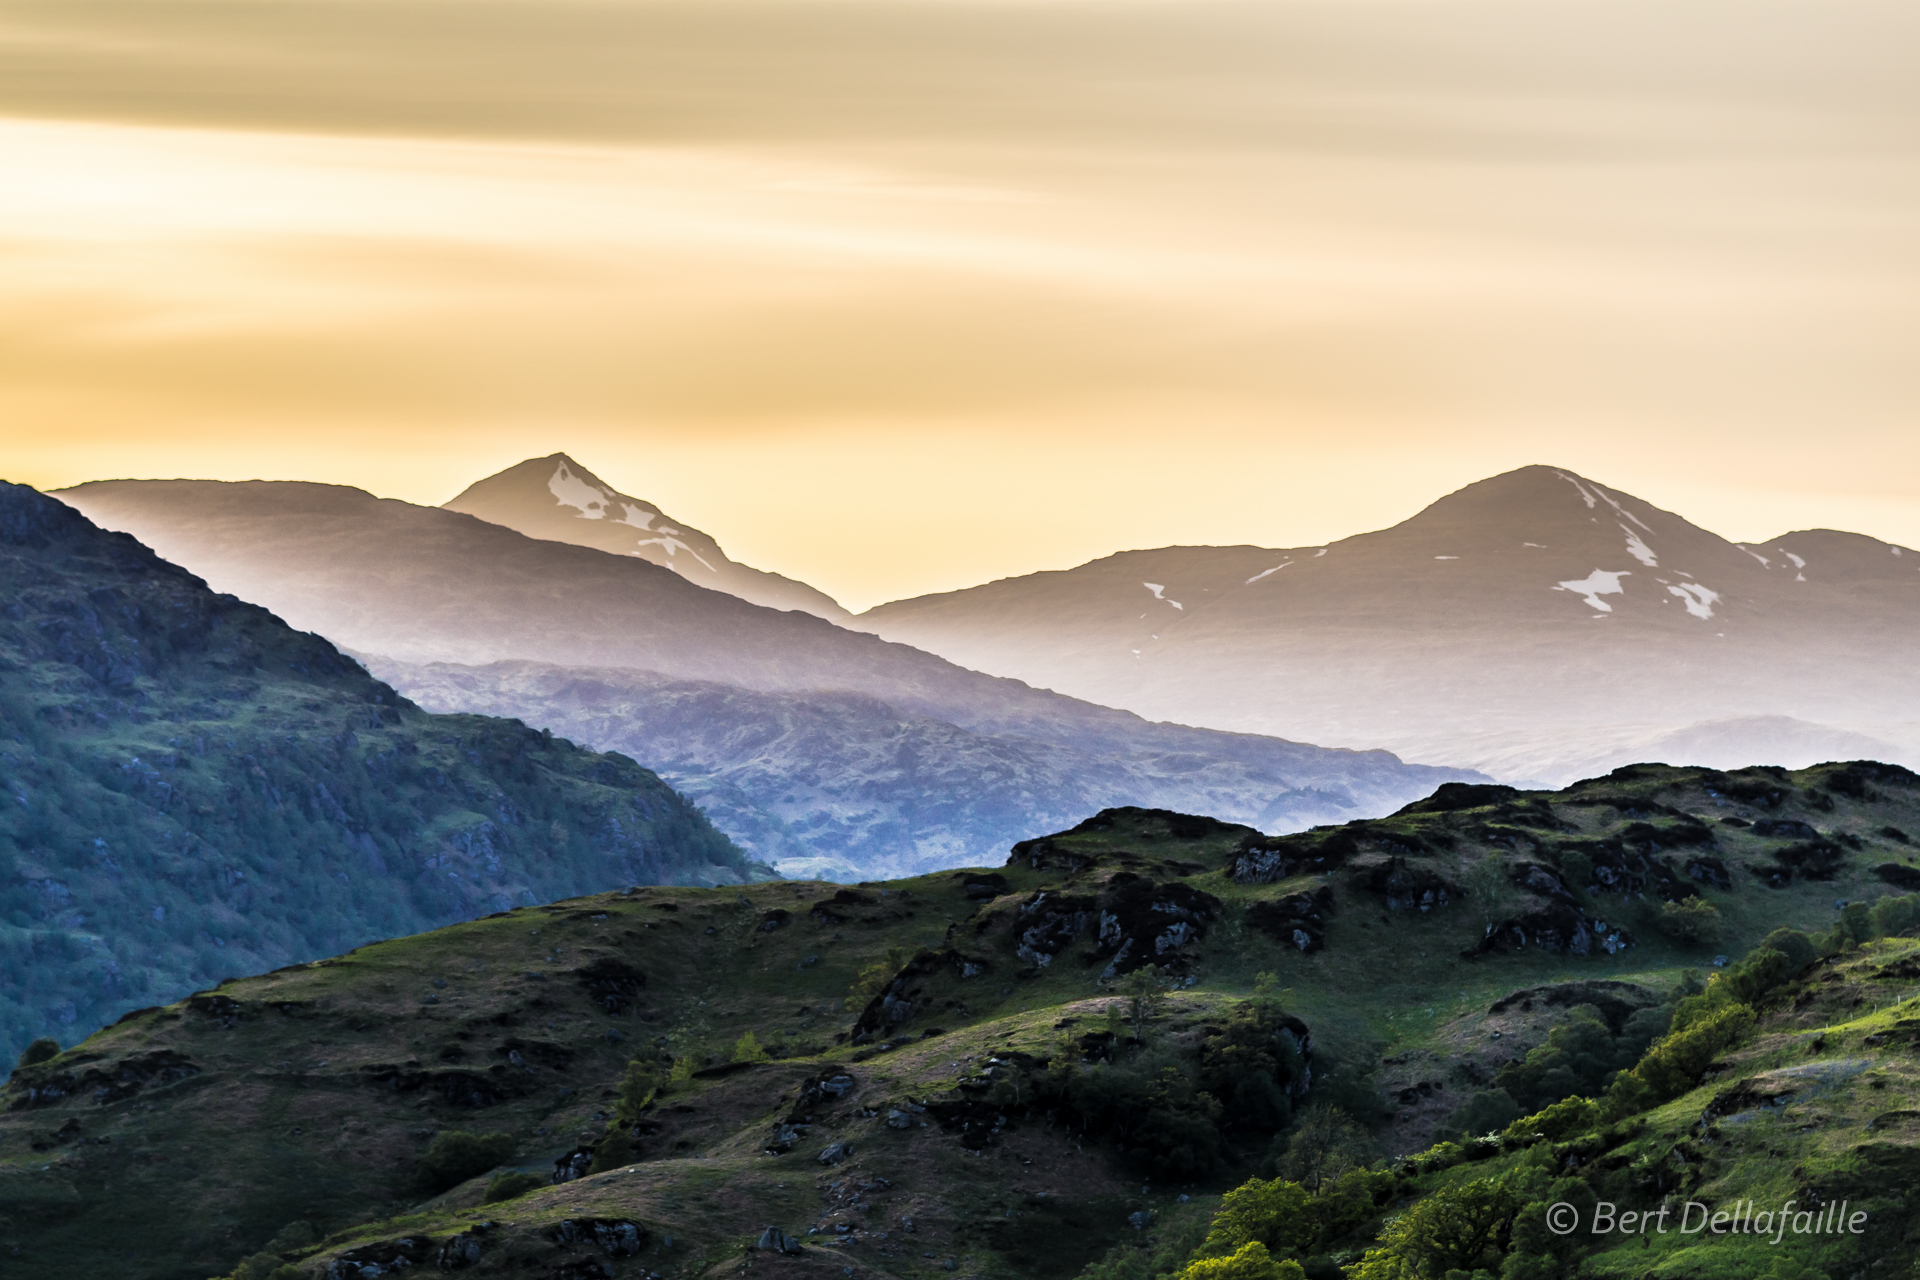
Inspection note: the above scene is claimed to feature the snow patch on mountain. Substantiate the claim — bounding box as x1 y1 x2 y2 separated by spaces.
1667 582 1721 619
1142 583 1183 610
1623 528 1658 567
1555 568 1631 612
1247 562 1291 584
1556 470 1599 510
548 462 610 518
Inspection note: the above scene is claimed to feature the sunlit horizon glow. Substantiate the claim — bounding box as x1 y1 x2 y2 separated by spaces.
4 0 1919 611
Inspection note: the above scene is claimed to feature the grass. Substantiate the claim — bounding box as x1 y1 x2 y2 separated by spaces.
3 768 1917 1279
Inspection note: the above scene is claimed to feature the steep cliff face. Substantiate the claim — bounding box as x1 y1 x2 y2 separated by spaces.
0 481 754 1058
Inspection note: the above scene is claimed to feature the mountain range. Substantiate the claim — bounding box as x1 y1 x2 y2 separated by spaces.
57 469 1474 877
0 480 755 1060
856 465 1920 785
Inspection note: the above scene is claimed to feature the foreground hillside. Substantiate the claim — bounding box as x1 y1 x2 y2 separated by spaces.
0 480 756 1060
7 761 1920 1279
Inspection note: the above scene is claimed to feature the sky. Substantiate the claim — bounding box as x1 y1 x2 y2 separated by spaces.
3 0 1918 611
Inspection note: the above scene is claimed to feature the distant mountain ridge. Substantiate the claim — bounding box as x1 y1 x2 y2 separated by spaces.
856 465 1920 784
365 656 1462 880
444 454 850 622
0 480 753 1058
56 476 1479 876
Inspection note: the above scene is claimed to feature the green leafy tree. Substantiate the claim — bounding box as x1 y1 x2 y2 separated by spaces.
732 1030 771 1064
1118 968 1171 1036
1349 1172 1532 1280
1198 1178 1316 1259
1271 1105 1372 1191
1656 897 1724 945
1175 1241 1304 1280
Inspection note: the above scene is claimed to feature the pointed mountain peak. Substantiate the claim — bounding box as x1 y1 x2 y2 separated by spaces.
442 454 850 623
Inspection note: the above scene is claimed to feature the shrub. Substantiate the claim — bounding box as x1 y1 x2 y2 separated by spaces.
1444 1090 1521 1140
1493 1004 1667 1114
847 946 906 1009
1605 1003 1754 1116
222 1253 301 1280
415 1130 515 1193
585 1127 634 1175
732 1031 771 1064
17 1037 58 1068
614 1060 660 1123
1656 897 1723 945
1501 1095 1599 1144
1870 894 1920 939
483 1171 547 1203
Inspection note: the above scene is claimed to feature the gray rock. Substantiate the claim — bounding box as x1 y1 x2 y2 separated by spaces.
817 1142 853 1166
756 1227 804 1255
886 1110 912 1130
1127 1211 1151 1231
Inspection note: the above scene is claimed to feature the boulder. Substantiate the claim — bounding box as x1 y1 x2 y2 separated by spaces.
756 1227 804 1254
817 1142 854 1166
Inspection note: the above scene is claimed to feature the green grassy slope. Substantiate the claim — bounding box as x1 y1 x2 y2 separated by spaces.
0 479 757 1060
5 764 1918 1280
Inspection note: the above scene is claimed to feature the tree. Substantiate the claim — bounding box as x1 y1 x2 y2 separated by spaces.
1462 856 1509 929
1175 1242 1304 1280
732 1030 771 1064
17 1037 59 1068
1118 968 1170 1036
1272 1105 1372 1191
1656 897 1724 945
1350 1173 1529 1279
847 946 906 1010
1197 1178 1316 1258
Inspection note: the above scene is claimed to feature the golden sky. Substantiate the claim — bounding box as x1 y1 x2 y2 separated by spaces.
3 0 1918 610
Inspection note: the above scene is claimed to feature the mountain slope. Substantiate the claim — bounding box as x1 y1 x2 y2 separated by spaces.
444 454 850 623
858 465 1920 783
8 761 1919 1280
0 480 754 1060
54 479 1477 869
368 657 1461 880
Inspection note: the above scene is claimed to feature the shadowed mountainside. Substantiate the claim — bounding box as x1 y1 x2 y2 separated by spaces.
0 480 754 1059
370 657 1461 880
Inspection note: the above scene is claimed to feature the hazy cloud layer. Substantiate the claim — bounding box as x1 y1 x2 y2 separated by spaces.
4 0 1918 607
